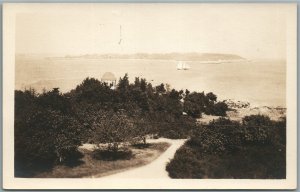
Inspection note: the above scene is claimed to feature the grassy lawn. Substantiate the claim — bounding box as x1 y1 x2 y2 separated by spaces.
35 142 170 178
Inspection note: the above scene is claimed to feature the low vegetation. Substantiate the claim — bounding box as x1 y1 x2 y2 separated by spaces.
34 142 170 178
166 115 286 179
15 74 228 177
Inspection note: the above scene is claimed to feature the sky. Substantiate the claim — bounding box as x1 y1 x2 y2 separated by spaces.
16 4 288 59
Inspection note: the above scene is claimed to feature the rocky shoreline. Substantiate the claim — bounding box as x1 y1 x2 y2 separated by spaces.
198 99 286 124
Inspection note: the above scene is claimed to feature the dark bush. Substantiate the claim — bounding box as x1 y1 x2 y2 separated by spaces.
92 148 133 161
211 102 228 116
62 149 84 167
131 143 152 149
166 116 286 179
187 118 242 154
15 89 83 177
166 145 206 178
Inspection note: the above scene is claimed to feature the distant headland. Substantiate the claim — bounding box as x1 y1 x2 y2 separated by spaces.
47 53 245 62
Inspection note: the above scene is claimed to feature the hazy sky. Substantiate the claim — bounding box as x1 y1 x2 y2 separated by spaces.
16 4 288 59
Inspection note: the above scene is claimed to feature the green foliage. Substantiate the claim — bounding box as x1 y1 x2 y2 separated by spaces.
183 92 228 118
206 92 217 102
166 115 286 179
183 92 206 118
92 148 133 161
72 77 115 104
188 118 241 154
157 115 196 139
15 73 230 177
210 102 228 116
15 89 83 177
140 78 147 92
166 145 206 178
155 83 166 94
92 110 137 151
242 115 280 145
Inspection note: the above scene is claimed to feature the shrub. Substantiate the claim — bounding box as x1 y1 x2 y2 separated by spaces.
166 116 286 179
93 110 137 151
211 102 228 116
15 109 82 177
241 115 284 145
188 118 242 154
184 92 229 118
131 143 151 149
166 145 206 178
92 148 133 161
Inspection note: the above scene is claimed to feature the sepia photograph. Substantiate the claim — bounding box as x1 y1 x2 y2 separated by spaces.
2 3 297 189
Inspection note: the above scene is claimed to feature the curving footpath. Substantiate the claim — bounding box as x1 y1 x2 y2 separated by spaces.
100 138 186 179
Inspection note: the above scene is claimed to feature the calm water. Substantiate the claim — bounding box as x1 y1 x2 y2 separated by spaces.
16 56 286 107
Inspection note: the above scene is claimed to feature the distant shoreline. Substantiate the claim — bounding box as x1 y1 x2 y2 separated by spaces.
46 57 248 64
43 52 245 62
15 55 285 108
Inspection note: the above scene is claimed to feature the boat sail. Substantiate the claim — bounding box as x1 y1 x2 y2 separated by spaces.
177 61 190 70
183 63 190 70
177 61 183 70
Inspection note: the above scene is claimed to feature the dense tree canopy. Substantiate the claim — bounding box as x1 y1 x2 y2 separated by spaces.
14 73 230 177
15 88 82 177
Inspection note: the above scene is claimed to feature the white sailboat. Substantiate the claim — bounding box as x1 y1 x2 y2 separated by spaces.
183 63 190 70
177 61 190 70
177 61 183 70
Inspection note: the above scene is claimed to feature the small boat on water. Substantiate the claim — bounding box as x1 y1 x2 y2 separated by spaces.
177 61 190 70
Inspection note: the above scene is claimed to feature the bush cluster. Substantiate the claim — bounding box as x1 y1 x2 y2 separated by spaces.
15 89 82 177
166 115 286 179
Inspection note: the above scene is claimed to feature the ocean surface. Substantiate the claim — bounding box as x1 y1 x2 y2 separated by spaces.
15 56 286 107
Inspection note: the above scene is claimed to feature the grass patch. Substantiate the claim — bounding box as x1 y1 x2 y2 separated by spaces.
34 142 170 178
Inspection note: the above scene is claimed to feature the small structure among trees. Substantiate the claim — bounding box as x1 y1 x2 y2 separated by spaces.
101 72 117 89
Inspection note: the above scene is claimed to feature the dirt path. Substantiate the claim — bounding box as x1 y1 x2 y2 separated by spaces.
100 138 186 179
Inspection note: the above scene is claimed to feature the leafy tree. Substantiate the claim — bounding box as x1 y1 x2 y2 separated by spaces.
155 83 166 94
242 114 272 127
15 108 82 176
169 89 182 100
140 78 147 92
72 77 114 105
37 88 72 114
185 89 190 96
242 115 274 144
117 73 130 102
206 92 217 102
15 89 83 177
183 92 206 118
134 77 141 89
211 102 228 116
93 110 136 151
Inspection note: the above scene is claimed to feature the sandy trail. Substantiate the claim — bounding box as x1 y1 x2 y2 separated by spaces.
100 138 186 179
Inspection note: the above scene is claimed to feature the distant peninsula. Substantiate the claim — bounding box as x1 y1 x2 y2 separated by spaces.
52 53 245 61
